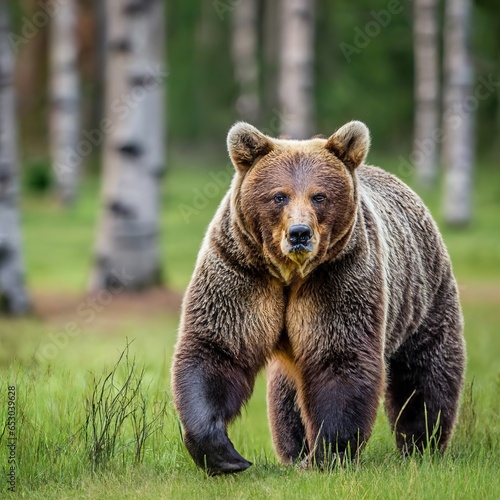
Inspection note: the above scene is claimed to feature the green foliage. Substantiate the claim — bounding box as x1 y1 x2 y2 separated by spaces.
22 158 52 194
167 0 238 143
163 0 500 158
315 0 414 147
8 0 500 161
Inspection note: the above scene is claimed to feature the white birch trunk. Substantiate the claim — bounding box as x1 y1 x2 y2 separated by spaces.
279 0 315 139
89 0 166 292
413 0 440 187
442 0 474 225
0 3 30 314
49 0 81 205
231 0 259 123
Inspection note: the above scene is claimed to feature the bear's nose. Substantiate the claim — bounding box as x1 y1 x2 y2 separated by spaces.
288 224 312 246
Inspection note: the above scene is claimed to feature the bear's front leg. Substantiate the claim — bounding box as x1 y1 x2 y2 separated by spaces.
172 256 284 475
297 354 384 468
172 342 257 475
286 261 387 468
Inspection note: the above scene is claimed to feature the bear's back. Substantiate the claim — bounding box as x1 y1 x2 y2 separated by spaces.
356 165 444 264
356 165 452 353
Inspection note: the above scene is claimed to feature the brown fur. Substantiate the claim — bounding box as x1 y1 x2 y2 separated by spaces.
171 121 466 474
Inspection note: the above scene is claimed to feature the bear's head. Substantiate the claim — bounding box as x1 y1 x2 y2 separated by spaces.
227 121 370 283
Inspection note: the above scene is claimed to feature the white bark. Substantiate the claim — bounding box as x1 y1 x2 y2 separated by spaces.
231 0 259 123
89 0 166 292
0 3 30 314
413 0 440 187
442 0 474 225
279 0 315 139
49 0 80 205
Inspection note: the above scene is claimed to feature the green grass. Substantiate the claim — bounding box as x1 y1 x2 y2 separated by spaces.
1 315 499 498
1 158 500 498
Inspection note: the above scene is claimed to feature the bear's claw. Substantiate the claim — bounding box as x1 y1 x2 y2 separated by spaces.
184 429 252 475
206 457 252 476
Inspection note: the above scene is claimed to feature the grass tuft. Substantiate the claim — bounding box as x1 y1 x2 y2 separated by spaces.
83 341 169 469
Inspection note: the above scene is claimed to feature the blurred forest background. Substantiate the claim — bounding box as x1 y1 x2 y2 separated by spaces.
1 1 500 496
6 0 500 152
0 0 500 313
1 0 500 313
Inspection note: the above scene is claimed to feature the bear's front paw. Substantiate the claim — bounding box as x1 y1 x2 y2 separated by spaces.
205 453 252 476
184 429 252 475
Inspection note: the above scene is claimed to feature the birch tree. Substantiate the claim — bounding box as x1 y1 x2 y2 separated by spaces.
231 0 259 123
442 0 474 225
413 0 440 187
0 3 30 314
89 0 166 292
49 0 80 205
278 0 315 139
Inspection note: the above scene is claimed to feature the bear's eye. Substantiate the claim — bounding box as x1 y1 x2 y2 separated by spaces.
312 193 326 204
274 193 288 205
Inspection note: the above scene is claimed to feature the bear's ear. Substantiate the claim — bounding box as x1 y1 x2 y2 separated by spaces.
325 121 370 170
227 122 274 172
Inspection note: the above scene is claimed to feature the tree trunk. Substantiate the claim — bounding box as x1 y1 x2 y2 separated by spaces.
413 0 440 188
0 3 30 315
92 0 107 137
278 0 315 139
263 0 280 121
231 0 259 123
89 0 166 292
442 0 474 226
49 0 81 205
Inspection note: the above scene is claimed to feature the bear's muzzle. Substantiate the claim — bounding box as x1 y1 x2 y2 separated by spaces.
281 224 315 266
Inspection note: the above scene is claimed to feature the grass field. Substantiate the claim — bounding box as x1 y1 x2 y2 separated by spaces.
1 157 500 498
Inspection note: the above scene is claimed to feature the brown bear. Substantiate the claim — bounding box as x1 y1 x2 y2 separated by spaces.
171 120 466 475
